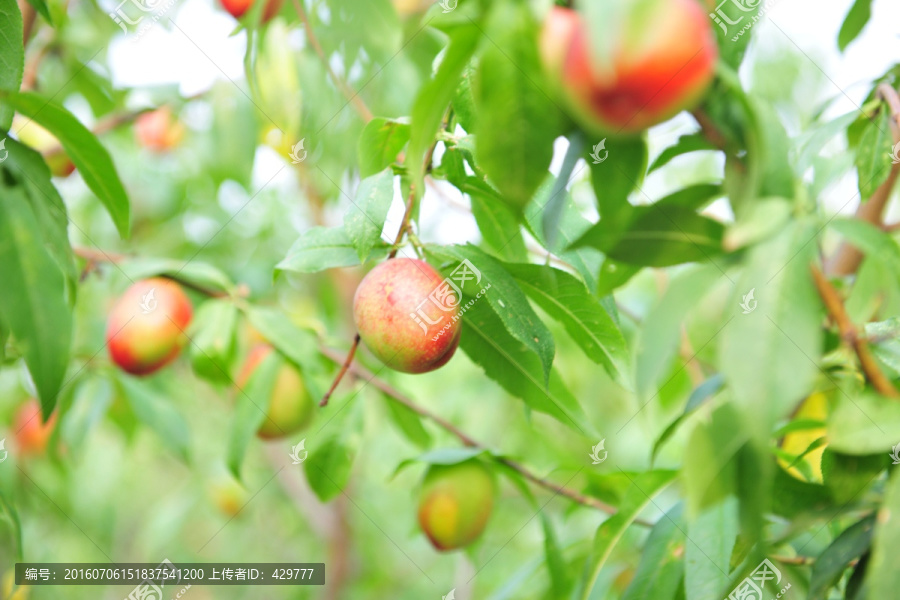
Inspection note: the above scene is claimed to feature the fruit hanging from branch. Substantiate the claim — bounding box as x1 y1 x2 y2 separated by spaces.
353 258 461 374
237 344 315 439
417 459 495 551
13 399 57 456
106 278 193 376
540 0 718 134
219 0 284 22
135 108 186 153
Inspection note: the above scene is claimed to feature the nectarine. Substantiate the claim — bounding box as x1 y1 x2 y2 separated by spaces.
353 259 461 374
107 278 193 376
418 459 495 551
237 345 315 439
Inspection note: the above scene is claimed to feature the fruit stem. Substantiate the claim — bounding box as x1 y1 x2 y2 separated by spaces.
810 266 899 398
319 334 360 407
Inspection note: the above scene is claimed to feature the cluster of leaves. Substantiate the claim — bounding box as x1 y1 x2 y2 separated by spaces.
1 0 900 597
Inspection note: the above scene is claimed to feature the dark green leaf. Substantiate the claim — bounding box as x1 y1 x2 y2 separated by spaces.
227 350 280 478
276 226 361 274
343 168 395 262
651 373 725 464
358 118 410 177
474 0 561 210
1 136 77 297
575 470 678 600
382 395 431 449
573 204 724 268
1 91 131 238
838 0 873 51
0 179 72 416
719 220 823 428
188 299 239 383
506 263 628 382
304 433 357 502
868 471 900 597
622 504 686 600
430 244 555 381
855 109 893 200
118 376 190 462
469 190 527 261
827 389 900 455
588 135 647 224
685 497 739 600
407 26 480 199
809 516 874 599
648 133 717 173
457 298 596 438
0 0 24 130
636 265 722 399
121 258 236 296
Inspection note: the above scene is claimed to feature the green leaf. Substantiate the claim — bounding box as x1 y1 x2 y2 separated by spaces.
648 133 717 174
469 190 527 261
188 299 239 384
382 396 431 449
457 298 595 437
526 177 602 292
118 376 190 462
855 108 894 200
343 168 395 262
1 136 77 297
415 447 486 466
838 0 873 51
622 504 686 600
0 487 23 562
276 226 362 274
304 433 358 503
430 244 555 381
358 117 410 178
506 263 628 383
685 497 739 600
575 470 678 600
543 134 585 250
588 135 648 224
829 218 900 280
245 306 327 400
474 0 561 210
808 517 875 600
0 178 72 416
407 26 480 199
719 220 824 429
1 91 131 238
227 349 280 478
636 265 722 399
821 450 885 507
121 258 237 296
827 389 900 455
0 0 24 130
651 373 724 464
573 204 724 268
23 0 50 24
868 471 900 598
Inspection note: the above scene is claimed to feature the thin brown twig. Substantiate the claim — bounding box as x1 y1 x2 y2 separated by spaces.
290 0 373 123
810 266 899 398
319 335 360 407
17 0 37 45
318 346 650 524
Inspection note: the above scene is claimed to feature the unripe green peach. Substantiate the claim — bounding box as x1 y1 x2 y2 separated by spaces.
417 460 495 551
540 0 717 134
353 259 461 374
106 278 193 376
237 345 314 439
